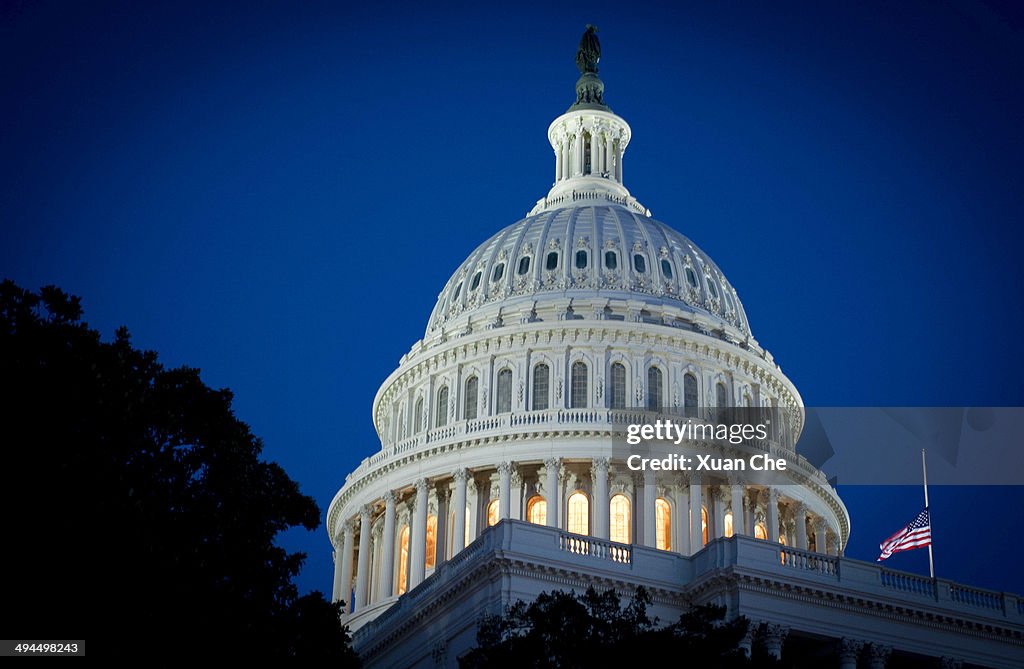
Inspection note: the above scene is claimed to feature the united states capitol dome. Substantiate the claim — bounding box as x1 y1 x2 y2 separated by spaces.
328 26 849 643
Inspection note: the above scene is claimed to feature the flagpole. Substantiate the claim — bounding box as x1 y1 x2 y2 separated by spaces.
922 448 935 579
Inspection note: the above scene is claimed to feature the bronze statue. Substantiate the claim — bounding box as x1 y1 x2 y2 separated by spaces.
575 25 600 74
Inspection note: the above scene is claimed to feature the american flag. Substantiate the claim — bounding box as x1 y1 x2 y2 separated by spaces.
878 508 931 561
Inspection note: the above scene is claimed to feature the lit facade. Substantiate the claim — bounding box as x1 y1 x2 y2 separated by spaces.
326 31 1024 669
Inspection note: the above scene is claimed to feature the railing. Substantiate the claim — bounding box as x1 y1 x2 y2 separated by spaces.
880 569 935 597
950 584 1004 611
780 546 838 576
559 532 632 565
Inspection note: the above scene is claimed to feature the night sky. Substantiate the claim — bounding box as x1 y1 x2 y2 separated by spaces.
3 2 1023 597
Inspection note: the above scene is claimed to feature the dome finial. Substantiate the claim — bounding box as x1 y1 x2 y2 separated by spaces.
570 25 608 111
575 25 600 74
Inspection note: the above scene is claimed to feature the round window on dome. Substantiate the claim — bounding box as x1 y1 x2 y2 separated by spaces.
604 251 617 270
492 263 505 282
575 250 588 270
633 254 646 273
517 256 531 275
470 272 482 291
546 252 559 271
660 259 673 279
685 267 699 289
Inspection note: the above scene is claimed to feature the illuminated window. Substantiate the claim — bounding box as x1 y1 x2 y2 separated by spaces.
496 369 512 413
755 523 767 540
436 386 448 427
610 494 630 544
425 515 437 569
396 525 410 595
655 498 671 550
779 533 787 546
527 495 547 525
571 361 588 408
464 376 478 420
487 499 499 527
532 364 550 410
647 366 663 411
724 511 734 538
568 492 589 535
701 506 708 546
610 362 626 409
684 373 698 417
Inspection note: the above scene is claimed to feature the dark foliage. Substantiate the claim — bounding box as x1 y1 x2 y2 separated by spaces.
460 586 781 668
0 280 359 663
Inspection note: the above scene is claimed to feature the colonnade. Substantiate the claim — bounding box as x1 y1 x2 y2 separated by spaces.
332 457 840 613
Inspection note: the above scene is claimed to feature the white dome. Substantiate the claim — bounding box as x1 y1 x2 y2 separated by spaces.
426 205 751 342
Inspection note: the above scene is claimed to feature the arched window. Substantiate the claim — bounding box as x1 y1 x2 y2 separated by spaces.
496 368 512 413
492 263 505 282
610 494 631 544
425 515 437 570
685 266 699 289
655 498 671 550
545 251 559 271
683 373 698 417
396 525 410 595
610 362 626 409
532 363 549 410
633 254 646 273
527 496 547 526
470 271 482 291
724 511 734 538
660 259 673 279
583 131 592 174
571 361 588 409
575 249 588 269
414 397 423 433
486 499 500 527
567 492 589 535
701 506 709 546
646 366 663 411
517 256 531 275
436 386 449 428
464 376 478 420
604 251 617 270
754 523 767 540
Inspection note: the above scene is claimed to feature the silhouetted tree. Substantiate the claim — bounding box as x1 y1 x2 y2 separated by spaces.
0 280 359 663
460 586 779 668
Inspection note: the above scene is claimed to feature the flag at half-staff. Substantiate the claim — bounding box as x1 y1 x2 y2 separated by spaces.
877 508 932 562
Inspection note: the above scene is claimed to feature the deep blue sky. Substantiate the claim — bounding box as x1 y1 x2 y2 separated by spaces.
3 2 1023 596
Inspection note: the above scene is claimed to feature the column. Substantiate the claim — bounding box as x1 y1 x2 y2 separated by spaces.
762 623 788 661
643 468 656 548
562 138 570 180
589 130 598 175
592 457 610 539
746 491 758 536
339 522 356 610
434 485 448 568
575 131 584 177
814 518 828 554
866 643 891 669
354 505 372 609
379 491 396 596
555 143 562 182
409 478 428 588
795 503 808 550
451 469 468 554
678 478 691 554
689 474 703 552
510 469 523 520
838 638 864 669
766 488 780 543
599 135 608 175
544 458 560 528
498 462 512 521
614 140 623 182
730 482 746 536
712 486 725 539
